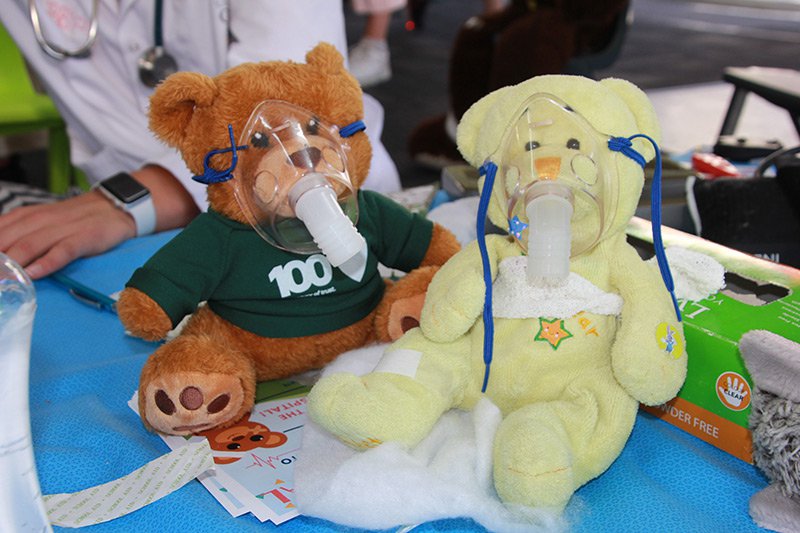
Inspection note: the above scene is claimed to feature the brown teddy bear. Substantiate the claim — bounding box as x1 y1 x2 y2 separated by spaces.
116 43 460 436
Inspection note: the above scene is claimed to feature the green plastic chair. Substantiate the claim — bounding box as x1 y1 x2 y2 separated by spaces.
0 23 82 193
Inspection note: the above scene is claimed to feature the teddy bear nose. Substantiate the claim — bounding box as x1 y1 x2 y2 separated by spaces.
534 157 561 180
289 146 322 168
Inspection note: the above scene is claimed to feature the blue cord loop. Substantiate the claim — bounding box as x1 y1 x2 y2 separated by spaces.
192 124 248 185
339 120 366 138
477 162 497 393
608 134 682 322
607 136 646 168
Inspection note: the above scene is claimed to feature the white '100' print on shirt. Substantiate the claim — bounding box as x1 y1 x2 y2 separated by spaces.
268 254 333 298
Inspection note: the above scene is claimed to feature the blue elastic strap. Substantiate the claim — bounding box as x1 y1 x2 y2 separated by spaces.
192 124 249 185
477 162 497 393
608 135 682 322
193 120 364 185
339 120 366 138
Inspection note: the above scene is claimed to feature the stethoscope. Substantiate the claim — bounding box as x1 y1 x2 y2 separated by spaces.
28 0 178 88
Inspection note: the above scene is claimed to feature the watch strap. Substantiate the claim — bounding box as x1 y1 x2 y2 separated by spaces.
127 192 157 237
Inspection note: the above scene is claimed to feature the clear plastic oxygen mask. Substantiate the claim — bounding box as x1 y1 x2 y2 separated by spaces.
491 94 617 284
232 100 365 267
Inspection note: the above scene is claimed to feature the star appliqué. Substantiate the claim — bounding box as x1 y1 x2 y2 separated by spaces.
534 317 573 350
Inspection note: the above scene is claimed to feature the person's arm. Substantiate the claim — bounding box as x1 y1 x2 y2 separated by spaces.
0 164 199 280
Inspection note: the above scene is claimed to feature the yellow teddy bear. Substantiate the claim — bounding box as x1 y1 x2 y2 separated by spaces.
308 75 686 511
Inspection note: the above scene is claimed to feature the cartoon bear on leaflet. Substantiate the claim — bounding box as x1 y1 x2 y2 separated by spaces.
199 420 288 465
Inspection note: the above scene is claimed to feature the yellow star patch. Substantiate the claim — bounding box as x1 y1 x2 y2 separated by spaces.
534 317 573 350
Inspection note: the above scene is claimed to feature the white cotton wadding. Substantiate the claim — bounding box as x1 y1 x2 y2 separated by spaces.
295 345 567 533
658 247 726 301
491 256 623 319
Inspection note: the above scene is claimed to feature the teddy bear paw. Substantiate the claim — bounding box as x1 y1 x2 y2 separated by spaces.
140 371 249 436
308 371 445 450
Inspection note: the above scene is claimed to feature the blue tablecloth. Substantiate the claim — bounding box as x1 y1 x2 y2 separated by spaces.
29 230 769 532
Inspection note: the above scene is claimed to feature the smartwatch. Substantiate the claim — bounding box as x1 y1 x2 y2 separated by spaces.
95 173 157 236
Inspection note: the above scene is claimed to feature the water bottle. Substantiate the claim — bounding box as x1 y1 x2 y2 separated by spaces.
0 253 52 532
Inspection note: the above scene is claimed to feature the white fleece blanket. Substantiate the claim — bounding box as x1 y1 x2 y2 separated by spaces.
294 345 567 533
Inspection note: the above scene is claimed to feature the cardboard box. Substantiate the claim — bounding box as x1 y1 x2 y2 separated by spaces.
626 217 800 463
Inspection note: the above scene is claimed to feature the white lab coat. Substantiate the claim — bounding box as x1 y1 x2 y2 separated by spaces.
1 0 400 209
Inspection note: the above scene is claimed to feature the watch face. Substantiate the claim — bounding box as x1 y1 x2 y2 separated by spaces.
102 173 149 203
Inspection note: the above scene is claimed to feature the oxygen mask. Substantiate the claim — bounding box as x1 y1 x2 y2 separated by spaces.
490 94 618 283
232 101 365 267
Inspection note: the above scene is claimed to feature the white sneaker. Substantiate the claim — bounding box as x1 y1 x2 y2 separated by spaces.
348 38 391 87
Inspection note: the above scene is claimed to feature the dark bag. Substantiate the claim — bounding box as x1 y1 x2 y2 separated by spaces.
689 162 800 268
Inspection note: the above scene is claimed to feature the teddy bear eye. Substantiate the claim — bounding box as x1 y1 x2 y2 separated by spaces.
524 141 540 151
251 131 270 149
227 442 241 450
566 138 580 150
306 117 320 135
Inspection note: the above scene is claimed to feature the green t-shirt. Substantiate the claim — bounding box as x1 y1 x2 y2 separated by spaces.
126 190 434 338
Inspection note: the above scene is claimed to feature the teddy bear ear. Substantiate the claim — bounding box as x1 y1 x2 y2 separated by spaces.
305 42 346 74
599 77 662 162
456 85 517 168
148 71 219 149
